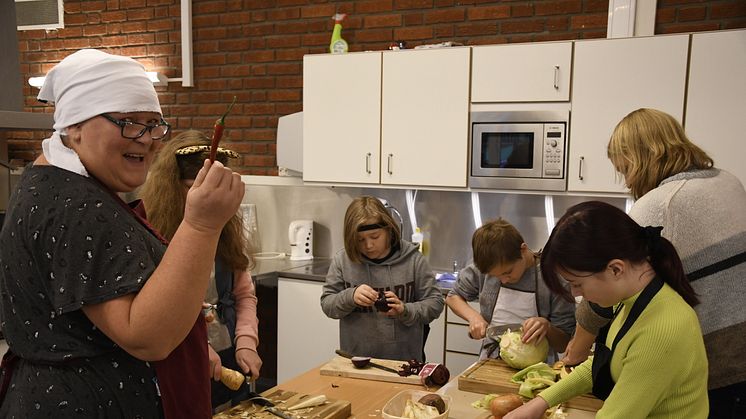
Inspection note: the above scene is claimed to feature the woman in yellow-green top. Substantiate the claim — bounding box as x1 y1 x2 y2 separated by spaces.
504 201 708 419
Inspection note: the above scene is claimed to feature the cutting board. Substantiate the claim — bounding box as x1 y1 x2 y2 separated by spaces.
458 359 603 412
213 389 351 419
319 355 422 385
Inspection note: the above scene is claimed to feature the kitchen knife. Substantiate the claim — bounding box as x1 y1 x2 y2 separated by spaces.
247 392 296 419
335 349 401 374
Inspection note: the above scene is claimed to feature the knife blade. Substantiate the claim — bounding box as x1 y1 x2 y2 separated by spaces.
335 349 401 374
247 392 296 419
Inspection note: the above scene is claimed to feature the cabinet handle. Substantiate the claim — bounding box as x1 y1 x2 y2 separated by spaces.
365 152 372 174
578 156 585 181
553 65 560 90
387 153 393 175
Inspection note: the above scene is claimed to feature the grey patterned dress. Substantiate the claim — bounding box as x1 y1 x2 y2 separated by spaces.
0 166 165 418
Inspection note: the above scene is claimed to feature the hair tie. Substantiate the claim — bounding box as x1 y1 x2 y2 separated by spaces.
643 225 664 256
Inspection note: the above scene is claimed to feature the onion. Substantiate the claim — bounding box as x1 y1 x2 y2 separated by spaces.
490 394 523 419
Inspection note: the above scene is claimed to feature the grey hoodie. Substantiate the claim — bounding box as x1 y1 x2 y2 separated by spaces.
320 240 444 362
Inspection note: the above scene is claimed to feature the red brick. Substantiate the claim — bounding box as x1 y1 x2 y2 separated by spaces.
455 22 498 37
301 4 337 18
393 26 433 40
221 11 252 25
267 35 301 48
502 19 546 33
275 49 306 61
657 22 720 33
244 23 275 36
128 33 156 44
244 50 275 62
535 0 582 16
277 0 307 6
424 8 465 24
219 39 252 51
63 38 92 49
127 9 154 20
101 35 127 47
266 62 301 75
65 14 89 26
194 67 221 78
122 21 147 33
268 90 301 101
302 33 330 46
365 14 403 28
147 19 174 31
656 7 677 24
268 8 301 20
244 103 274 115
356 0 394 14
570 14 608 30
57 27 84 37
194 1 226 14
402 12 423 25
122 0 147 8
193 15 220 28
711 1 746 19
468 6 510 20
511 4 534 18
584 0 609 13
120 45 148 56
395 0 433 10
546 16 569 31
80 0 107 12
677 6 707 21
244 78 276 89
40 39 65 50
435 0 456 6
534 32 576 42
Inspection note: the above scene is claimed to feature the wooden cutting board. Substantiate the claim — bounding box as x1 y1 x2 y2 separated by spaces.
458 359 603 412
319 355 422 385
213 389 351 419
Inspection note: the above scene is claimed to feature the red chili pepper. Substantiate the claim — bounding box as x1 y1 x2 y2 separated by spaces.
209 96 237 163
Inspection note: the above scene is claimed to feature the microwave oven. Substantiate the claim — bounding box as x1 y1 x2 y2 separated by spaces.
469 110 569 191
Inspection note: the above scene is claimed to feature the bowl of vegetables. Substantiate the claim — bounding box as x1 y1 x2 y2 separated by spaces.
382 390 451 419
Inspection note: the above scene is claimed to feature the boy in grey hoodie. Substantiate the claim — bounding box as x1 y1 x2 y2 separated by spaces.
320 196 444 362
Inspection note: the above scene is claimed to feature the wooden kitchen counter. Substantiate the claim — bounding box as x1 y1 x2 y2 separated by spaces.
216 365 596 419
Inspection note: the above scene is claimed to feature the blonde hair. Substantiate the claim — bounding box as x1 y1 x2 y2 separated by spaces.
343 196 401 264
607 108 713 200
472 218 524 273
138 130 254 271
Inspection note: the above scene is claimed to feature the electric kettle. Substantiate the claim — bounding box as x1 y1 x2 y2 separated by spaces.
288 220 314 260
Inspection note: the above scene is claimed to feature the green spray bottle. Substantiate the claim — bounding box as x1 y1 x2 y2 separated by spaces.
329 13 348 54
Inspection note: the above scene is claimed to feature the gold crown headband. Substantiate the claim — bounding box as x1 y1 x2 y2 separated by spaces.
174 145 239 159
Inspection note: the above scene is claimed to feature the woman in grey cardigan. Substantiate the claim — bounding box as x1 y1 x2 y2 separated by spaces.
320 196 444 362
564 108 746 418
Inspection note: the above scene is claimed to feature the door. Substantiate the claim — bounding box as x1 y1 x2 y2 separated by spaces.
381 47 471 187
303 52 382 183
685 29 746 187
471 42 572 102
568 35 689 193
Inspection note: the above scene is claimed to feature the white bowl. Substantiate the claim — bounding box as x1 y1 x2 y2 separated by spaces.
382 389 451 419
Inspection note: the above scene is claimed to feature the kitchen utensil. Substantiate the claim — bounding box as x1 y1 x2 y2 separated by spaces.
458 358 603 412
288 220 314 260
320 355 421 385
246 392 296 419
485 323 523 341
335 349 399 374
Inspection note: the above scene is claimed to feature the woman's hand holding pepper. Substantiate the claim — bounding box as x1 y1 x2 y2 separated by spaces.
183 160 244 234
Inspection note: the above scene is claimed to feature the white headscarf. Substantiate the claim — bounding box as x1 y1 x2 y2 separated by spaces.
38 49 163 177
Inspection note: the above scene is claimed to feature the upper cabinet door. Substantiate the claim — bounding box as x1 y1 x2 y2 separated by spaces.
568 35 689 193
471 42 572 102
685 29 746 187
303 52 382 183
381 47 471 187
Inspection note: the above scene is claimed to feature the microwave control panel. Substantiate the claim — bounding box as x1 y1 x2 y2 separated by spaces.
541 123 565 178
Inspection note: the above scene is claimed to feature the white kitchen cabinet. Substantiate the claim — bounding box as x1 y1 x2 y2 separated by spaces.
381 47 471 187
471 42 572 102
685 29 746 186
302 48 470 188
303 52 382 183
568 34 689 193
277 278 339 383
443 302 481 375
424 309 445 364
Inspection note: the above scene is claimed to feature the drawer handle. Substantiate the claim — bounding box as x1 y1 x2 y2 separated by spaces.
387 153 393 175
553 65 560 90
578 156 585 181
365 152 371 174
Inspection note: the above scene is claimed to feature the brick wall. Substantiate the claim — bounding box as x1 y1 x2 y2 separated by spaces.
11 0 746 175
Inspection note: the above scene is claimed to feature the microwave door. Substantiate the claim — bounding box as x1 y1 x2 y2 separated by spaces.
471 123 544 178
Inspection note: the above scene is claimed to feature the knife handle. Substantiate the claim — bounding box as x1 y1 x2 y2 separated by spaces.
335 349 354 359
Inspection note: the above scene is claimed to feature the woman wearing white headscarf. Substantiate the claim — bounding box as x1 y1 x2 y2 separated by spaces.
0 49 244 418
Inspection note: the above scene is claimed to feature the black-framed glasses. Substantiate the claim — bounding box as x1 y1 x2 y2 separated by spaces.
100 113 171 141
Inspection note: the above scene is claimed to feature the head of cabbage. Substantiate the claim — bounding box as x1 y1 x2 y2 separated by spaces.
498 329 549 369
